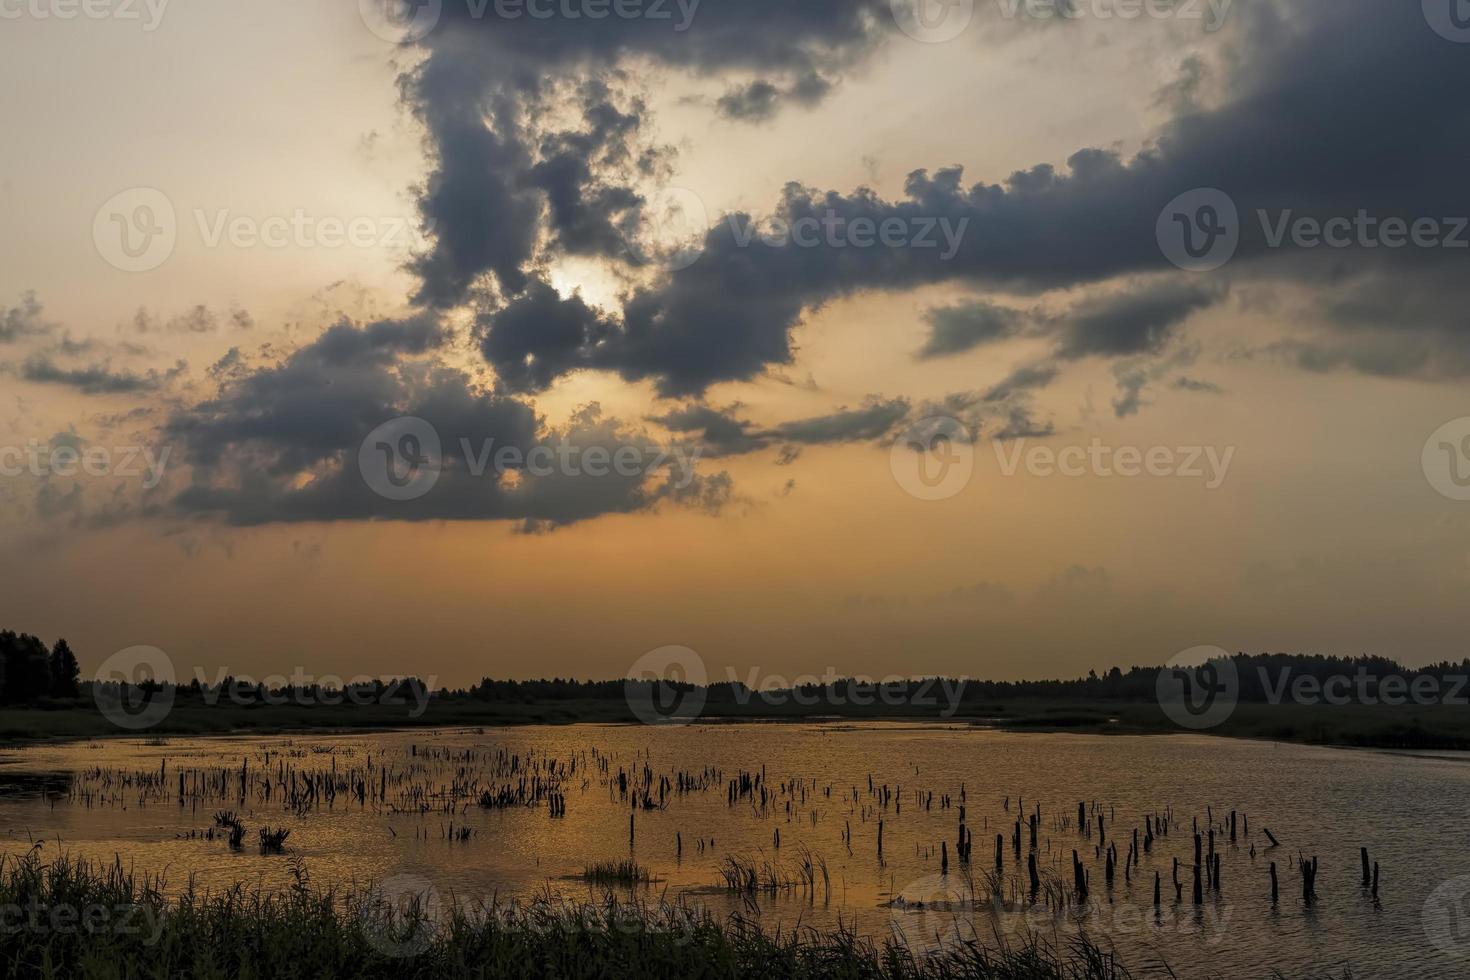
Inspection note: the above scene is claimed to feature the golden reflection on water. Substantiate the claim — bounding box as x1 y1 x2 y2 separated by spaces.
0 723 1461 979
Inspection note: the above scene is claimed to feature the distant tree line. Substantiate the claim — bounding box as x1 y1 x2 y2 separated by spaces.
2 629 1465 710
464 653 1470 705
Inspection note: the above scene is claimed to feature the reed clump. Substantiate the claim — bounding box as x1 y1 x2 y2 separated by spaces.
580 860 652 886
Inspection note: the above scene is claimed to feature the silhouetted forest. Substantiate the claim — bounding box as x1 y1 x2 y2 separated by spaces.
0 631 79 703
7 626 1467 709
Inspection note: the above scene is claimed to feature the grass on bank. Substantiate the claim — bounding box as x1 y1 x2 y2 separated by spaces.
0 851 1139 980
7 695 1470 753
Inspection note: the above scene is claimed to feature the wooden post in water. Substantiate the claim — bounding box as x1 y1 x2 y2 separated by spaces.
1270 861 1278 902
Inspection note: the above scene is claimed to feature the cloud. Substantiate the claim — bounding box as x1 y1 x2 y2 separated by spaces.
443 0 1470 396
128 304 255 335
649 396 909 457
1173 376 1223 394
1054 280 1223 360
716 71 832 122
0 293 52 344
917 301 1028 360
982 362 1060 403
770 397 909 444
164 317 730 526
19 356 184 395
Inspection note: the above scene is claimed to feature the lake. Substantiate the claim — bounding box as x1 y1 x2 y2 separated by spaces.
0 723 1461 978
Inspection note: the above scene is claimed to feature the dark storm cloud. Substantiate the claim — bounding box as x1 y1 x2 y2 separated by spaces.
19 356 184 395
647 403 764 457
0 293 52 343
917 301 1028 360
715 80 780 122
648 396 910 458
165 317 729 526
528 81 665 260
1173 376 1223 394
771 397 909 444
478 278 614 393
716 71 832 122
402 0 890 306
1054 281 1223 360
441 0 1469 396
982 362 1060 403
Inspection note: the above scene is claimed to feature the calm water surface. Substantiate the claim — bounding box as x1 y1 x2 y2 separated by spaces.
0 723 1461 979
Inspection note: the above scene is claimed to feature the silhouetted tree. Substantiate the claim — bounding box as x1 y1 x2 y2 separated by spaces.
0 631 52 703
49 639 80 698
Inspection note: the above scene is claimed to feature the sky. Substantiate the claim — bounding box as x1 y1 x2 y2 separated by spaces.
1 0 1468 687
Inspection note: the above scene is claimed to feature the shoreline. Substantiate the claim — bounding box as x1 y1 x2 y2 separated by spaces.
3 701 1468 755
